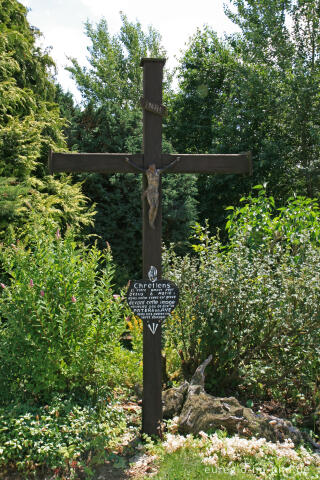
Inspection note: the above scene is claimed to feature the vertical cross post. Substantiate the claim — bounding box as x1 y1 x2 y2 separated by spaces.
141 58 165 436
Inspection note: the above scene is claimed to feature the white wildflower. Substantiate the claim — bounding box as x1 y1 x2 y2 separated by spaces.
202 454 218 465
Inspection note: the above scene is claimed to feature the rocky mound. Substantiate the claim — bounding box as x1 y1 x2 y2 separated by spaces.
163 355 320 451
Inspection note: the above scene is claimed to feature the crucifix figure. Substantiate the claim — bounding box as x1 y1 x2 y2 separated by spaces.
49 58 252 437
125 157 180 228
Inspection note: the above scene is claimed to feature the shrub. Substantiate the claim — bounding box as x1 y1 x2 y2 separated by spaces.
0 221 127 404
225 185 320 252
0 397 126 477
163 190 320 410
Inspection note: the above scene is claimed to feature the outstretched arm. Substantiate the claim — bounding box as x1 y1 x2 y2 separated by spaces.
124 157 145 173
124 156 181 173
160 156 181 173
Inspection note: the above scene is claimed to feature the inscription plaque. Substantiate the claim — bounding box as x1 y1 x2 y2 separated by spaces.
127 266 179 334
140 97 168 117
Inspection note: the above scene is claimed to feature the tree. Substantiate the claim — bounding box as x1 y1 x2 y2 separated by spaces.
66 14 198 283
166 27 254 235
169 1 320 234
166 27 235 154
225 0 320 197
54 84 81 149
0 0 94 238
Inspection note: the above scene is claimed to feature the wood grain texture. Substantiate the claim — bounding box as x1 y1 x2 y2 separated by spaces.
161 153 252 174
49 152 252 175
48 153 144 174
141 59 164 437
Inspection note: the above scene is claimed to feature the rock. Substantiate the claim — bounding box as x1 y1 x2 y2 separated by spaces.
162 381 189 419
190 354 212 388
178 392 265 438
171 355 306 446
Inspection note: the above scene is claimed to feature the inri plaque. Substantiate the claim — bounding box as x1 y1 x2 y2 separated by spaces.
127 266 179 334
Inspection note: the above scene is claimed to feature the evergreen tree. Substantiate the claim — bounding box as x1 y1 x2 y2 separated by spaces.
0 0 94 237
54 84 81 149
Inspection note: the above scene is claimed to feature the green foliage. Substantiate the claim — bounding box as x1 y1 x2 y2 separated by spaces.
224 0 320 197
66 13 166 157
67 13 165 110
0 177 30 233
124 315 143 384
0 0 65 177
151 448 254 479
226 185 320 251
0 222 127 404
163 191 320 410
166 27 234 155
0 175 95 240
166 27 254 235
54 84 81 148
169 1 320 235
0 0 94 239
148 432 320 479
126 316 143 356
0 0 56 97
0 398 126 477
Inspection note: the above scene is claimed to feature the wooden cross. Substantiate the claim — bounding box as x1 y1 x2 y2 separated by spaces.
49 58 252 437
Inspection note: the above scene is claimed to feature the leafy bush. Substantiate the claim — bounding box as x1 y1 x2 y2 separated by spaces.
0 221 127 404
0 397 126 477
225 185 320 251
163 189 320 410
126 315 143 357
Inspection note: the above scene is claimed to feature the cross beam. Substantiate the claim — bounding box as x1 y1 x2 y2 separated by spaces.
49 58 252 437
49 152 252 175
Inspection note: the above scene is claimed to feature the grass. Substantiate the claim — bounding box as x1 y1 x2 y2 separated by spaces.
149 448 255 479
143 431 320 480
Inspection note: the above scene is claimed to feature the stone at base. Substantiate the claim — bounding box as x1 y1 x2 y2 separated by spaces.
178 390 303 444
162 381 188 419
162 356 315 448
